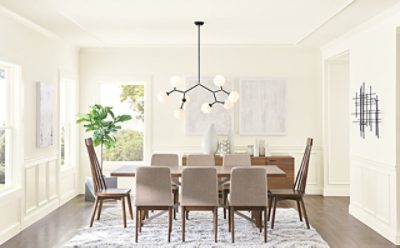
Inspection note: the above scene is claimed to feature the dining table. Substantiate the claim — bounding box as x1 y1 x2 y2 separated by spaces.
110 164 286 178
110 164 286 227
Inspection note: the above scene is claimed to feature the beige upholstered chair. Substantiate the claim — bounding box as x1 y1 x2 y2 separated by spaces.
180 167 219 242
186 154 215 166
222 154 251 218
228 167 268 243
151 153 179 219
135 166 174 243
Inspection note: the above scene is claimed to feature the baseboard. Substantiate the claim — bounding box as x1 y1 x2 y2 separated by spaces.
0 223 20 245
305 185 323 195
323 185 349 196
349 204 398 245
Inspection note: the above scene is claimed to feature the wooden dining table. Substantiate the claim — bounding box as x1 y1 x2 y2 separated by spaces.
110 164 286 178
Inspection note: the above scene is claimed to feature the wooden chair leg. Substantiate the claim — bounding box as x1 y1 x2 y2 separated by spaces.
228 206 231 232
271 197 277 229
214 207 218 243
182 207 185 242
139 210 142 232
168 207 172 242
300 198 310 229
264 207 267 243
296 199 303 222
259 210 262 232
135 208 139 243
173 189 178 220
127 195 134 220
96 199 103 220
268 196 273 221
231 207 235 243
186 211 189 220
223 189 227 219
89 198 99 227
121 197 127 228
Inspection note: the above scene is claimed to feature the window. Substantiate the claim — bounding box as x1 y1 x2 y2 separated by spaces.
101 83 145 163
0 67 8 188
59 78 74 166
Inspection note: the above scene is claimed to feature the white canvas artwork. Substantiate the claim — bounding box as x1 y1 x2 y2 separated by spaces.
185 77 233 135
239 78 287 135
37 82 53 147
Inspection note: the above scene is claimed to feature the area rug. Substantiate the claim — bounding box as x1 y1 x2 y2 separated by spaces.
64 207 329 248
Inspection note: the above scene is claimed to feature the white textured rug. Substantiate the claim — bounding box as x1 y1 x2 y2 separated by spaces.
65 207 329 248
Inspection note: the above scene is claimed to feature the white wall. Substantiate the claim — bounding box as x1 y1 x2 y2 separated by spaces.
0 7 79 245
79 46 323 194
322 3 400 244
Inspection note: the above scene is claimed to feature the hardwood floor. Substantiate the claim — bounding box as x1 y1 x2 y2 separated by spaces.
1 195 398 248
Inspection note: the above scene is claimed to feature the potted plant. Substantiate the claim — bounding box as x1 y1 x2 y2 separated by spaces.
77 104 132 200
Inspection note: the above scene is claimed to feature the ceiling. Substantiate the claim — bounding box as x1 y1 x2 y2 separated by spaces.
0 0 399 47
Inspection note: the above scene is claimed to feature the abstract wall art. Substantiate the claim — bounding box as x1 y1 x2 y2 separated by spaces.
37 82 54 147
352 82 381 138
239 78 287 135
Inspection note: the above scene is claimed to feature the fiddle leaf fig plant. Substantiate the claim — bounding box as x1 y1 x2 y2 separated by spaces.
77 104 132 172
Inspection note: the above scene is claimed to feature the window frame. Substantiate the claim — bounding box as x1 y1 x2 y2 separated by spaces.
95 76 151 169
0 61 23 193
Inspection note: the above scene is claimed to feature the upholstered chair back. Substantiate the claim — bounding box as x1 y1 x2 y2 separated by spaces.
181 167 218 206
186 154 215 166
229 167 267 207
135 166 173 206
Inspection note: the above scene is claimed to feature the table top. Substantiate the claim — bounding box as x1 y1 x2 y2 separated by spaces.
110 165 286 178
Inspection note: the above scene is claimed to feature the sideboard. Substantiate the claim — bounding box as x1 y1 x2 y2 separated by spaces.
181 155 294 189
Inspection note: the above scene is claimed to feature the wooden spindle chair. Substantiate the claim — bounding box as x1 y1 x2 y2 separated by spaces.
85 138 133 228
268 138 313 229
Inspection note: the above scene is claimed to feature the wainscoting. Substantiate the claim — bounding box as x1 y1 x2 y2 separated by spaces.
349 155 397 244
0 155 78 245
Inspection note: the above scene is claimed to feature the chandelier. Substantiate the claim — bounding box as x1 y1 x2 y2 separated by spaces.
157 21 240 120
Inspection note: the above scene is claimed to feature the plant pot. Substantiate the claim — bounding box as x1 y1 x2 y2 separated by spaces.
85 176 118 201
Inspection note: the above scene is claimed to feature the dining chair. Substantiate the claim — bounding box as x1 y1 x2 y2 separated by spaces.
222 154 251 219
268 138 313 229
151 153 179 219
135 166 174 242
85 138 133 228
228 167 268 243
186 154 215 166
180 167 219 242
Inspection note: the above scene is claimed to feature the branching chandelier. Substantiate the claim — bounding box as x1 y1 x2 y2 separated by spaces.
157 21 240 120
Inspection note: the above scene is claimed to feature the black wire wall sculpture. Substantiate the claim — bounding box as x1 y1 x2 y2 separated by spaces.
352 82 381 138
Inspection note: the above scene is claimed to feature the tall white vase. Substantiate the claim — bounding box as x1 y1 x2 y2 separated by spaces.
202 123 218 154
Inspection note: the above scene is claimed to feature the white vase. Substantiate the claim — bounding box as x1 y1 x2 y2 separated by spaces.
202 123 218 154
253 139 260 157
228 129 235 153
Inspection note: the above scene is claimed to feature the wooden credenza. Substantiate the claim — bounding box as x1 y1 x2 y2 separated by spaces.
181 155 294 189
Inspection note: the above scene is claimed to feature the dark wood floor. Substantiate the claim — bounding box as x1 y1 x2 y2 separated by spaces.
1 195 398 248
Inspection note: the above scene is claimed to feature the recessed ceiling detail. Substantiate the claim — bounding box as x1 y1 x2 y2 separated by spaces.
0 0 398 47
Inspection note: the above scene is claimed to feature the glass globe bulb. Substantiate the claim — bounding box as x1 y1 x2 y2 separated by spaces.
170 76 183 88
213 75 226 87
224 99 234 110
157 91 168 102
174 108 185 120
201 103 212 114
228 90 240 103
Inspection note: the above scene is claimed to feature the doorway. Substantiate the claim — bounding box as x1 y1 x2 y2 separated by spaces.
323 52 350 196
